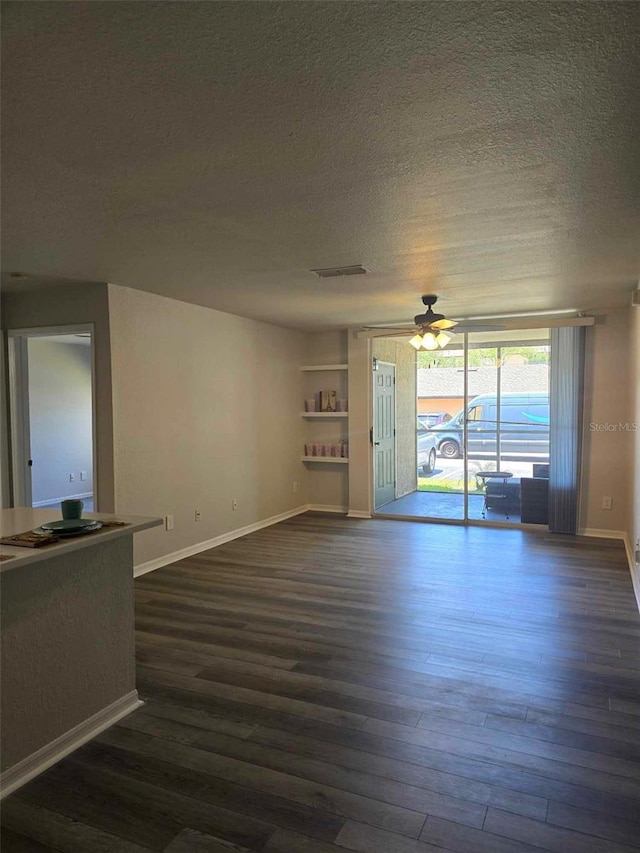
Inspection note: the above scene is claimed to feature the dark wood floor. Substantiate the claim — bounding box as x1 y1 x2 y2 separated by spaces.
3 514 640 852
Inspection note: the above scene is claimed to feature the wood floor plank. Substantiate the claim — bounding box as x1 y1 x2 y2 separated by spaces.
3 515 639 853
263 828 347 852
162 827 253 852
135 630 299 670
193 659 424 725
0 827 57 853
420 814 546 853
14 760 183 850
523 707 640 746
96 724 428 838
114 709 487 828
412 712 640 774
362 717 640 796
0 796 156 852
17 753 277 851
136 664 367 730
73 738 346 843
483 807 640 853
334 820 456 853
485 710 640 758
251 712 640 823
546 800 640 848
246 724 548 820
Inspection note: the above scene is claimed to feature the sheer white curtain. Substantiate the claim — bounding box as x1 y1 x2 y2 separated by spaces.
549 326 585 534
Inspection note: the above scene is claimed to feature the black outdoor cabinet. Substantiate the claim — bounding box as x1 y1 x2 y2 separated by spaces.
520 477 549 524
485 479 521 516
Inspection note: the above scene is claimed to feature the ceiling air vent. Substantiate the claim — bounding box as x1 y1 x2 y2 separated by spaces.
311 265 367 278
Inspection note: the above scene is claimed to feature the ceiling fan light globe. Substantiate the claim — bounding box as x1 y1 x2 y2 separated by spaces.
436 331 453 347
409 334 424 350
422 332 439 350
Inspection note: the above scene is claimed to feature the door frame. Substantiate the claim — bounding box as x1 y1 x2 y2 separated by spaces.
371 358 397 510
7 324 98 509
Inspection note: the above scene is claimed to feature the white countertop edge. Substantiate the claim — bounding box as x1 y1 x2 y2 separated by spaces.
0 510 163 573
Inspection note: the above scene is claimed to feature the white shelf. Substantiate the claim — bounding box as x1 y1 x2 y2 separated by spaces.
302 456 349 464
300 364 348 372
301 412 348 418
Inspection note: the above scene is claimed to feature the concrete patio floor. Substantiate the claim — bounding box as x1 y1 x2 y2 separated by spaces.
376 489 522 523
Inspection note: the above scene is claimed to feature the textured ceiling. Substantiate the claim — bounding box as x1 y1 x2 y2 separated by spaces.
2 1 639 330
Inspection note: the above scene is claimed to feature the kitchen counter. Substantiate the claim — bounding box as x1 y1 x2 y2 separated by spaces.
0 507 162 797
0 507 161 571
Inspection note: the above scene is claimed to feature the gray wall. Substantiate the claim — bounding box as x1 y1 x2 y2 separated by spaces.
108 284 307 567
1 283 114 511
1 536 135 771
630 307 640 600
28 339 93 504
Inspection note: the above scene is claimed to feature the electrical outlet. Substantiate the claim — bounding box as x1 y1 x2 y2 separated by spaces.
292 481 298 494
80 471 87 481
69 473 76 482
195 509 201 522
165 514 174 531
232 499 238 511
601 496 613 510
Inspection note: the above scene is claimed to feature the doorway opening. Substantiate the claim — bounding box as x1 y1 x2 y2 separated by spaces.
8 326 96 512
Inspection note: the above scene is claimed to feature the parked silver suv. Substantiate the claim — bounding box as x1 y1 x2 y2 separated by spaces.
417 420 437 474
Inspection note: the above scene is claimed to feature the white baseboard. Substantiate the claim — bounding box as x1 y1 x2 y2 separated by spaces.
347 510 372 519
0 690 142 799
578 528 627 541
134 504 312 577
32 491 93 507
623 533 640 614
134 503 358 577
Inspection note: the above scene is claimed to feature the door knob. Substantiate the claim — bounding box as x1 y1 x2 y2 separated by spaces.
374 441 380 446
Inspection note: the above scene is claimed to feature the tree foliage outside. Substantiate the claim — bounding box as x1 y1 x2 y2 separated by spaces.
417 346 550 369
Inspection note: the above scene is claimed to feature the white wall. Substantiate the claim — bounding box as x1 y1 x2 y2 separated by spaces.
581 310 634 534
28 339 93 504
107 285 307 567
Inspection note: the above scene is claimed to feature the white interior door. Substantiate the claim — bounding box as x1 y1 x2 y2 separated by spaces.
373 361 396 509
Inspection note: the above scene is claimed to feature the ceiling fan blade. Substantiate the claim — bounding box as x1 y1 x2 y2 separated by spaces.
362 325 415 333
430 318 457 330
358 327 416 339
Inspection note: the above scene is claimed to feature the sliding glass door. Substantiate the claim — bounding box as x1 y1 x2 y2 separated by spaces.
378 329 550 525
465 333 550 523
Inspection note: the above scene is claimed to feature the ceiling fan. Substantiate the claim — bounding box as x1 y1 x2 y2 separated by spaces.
409 295 459 349
362 295 506 350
